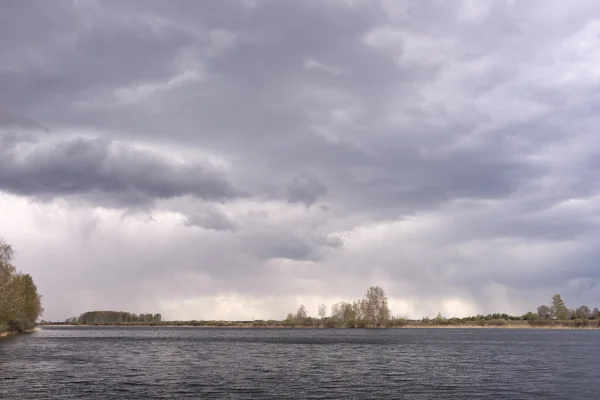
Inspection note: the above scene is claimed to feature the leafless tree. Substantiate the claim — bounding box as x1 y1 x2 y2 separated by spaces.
362 286 391 327
295 304 307 325
318 304 327 320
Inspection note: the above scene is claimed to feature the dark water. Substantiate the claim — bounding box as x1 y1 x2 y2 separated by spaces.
1 327 599 399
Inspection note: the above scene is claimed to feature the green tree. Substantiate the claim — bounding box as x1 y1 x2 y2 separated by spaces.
551 294 569 320
575 305 591 320
523 311 539 321
537 305 551 320
15 274 43 328
283 312 295 327
0 239 43 333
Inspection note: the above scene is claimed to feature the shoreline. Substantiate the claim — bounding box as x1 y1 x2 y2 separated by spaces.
0 327 40 338
39 324 600 330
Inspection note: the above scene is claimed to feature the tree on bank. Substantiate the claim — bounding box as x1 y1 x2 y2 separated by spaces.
551 293 569 320
286 286 391 328
537 305 551 320
318 304 327 320
0 239 43 333
362 286 391 327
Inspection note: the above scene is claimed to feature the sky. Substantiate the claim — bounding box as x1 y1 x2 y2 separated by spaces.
2 0 600 322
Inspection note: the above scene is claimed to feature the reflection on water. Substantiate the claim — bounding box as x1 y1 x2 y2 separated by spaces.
1 327 599 399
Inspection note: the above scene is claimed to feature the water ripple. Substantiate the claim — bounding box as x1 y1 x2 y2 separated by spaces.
1 327 599 399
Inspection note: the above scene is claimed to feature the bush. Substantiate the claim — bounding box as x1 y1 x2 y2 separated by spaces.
388 318 408 327
528 319 554 327
572 319 589 328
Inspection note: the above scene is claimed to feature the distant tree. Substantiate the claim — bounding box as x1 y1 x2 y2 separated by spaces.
295 305 307 326
72 311 161 325
537 305 551 320
284 313 295 326
523 311 539 321
575 305 591 320
352 300 365 327
318 304 327 320
362 286 390 327
331 302 355 327
551 294 569 320
593 308 600 320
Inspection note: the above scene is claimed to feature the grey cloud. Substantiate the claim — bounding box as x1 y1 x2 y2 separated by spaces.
279 173 327 207
184 209 239 232
259 231 342 262
0 135 242 207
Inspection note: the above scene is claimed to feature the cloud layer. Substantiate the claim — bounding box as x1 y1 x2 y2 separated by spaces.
2 0 600 321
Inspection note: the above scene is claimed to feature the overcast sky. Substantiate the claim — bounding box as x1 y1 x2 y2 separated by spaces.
2 0 600 321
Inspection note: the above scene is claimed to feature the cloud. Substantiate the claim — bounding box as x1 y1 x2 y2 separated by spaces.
2 0 600 321
184 208 239 232
0 134 242 207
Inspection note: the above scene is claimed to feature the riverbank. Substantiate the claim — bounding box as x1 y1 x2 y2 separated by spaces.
0 327 40 338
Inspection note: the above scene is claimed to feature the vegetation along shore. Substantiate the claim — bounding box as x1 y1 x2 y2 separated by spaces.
43 287 600 330
0 239 43 336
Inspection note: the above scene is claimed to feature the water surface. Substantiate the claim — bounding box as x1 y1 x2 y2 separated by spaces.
1 327 599 399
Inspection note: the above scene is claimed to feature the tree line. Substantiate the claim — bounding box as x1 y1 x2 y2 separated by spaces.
61 311 163 325
284 286 407 328
0 239 43 334
285 289 600 328
42 284 600 329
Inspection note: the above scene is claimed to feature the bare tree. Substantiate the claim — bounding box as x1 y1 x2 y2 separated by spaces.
331 302 356 327
295 304 307 326
362 286 390 327
318 304 327 320
352 300 364 326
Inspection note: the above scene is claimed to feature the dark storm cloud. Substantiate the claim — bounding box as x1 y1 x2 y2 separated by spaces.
1 0 533 214
0 135 242 206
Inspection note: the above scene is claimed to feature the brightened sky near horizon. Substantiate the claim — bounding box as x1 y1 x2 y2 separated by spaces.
2 0 600 321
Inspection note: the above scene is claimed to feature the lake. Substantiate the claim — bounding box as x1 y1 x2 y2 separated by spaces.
1 327 599 399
